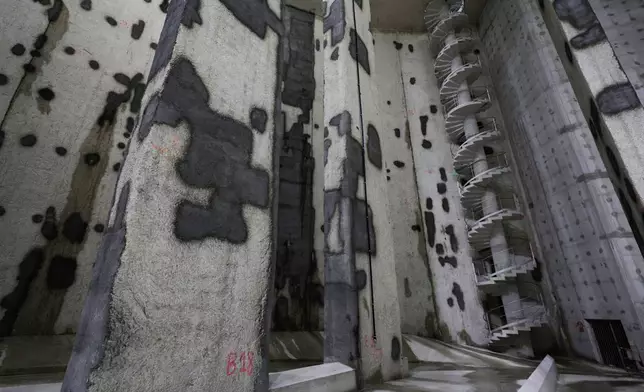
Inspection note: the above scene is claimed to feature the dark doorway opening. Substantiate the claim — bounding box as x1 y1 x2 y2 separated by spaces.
587 319 639 370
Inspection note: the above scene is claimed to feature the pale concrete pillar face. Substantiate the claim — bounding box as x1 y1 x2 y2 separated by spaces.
63 0 284 391
0 0 166 338
322 0 403 383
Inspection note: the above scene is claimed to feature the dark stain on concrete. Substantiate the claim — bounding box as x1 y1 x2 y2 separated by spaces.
329 111 351 136
426 198 433 210
330 47 339 60
442 198 450 213
323 0 346 47
62 212 88 244
425 211 436 248
46 255 77 289
439 168 447 182
282 7 315 112
393 160 405 168
354 199 376 255
367 124 382 170
570 23 606 48
130 20 146 40
393 41 402 50
439 256 457 268
391 336 401 360
437 183 447 194
140 58 270 243
445 224 458 252
420 115 428 136
596 83 640 115
554 0 606 48
436 243 444 255
324 139 331 166
250 107 268 134
182 0 202 28
62 182 130 391
356 269 367 290
349 28 370 75
0 248 45 336
553 0 596 30
41 206 58 241
447 297 454 307
219 0 282 39
452 283 465 310
404 278 412 297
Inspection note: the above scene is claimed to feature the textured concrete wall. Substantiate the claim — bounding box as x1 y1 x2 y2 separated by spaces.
0 0 164 340
322 0 403 384
63 0 284 391
372 32 438 338
586 0 644 107
480 0 644 360
273 5 322 332
398 33 488 346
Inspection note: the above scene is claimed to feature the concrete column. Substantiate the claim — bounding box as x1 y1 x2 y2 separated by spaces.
355 0 404 383
406 29 488 346
63 1 284 391
322 0 403 384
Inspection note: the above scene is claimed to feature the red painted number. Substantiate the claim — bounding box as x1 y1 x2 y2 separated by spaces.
227 351 255 376
226 352 237 376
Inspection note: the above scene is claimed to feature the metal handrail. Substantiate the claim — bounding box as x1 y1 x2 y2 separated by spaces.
439 55 482 88
473 249 536 283
490 310 548 334
487 294 547 334
442 86 491 116
448 118 500 158
424 0 465 32
456 152 508 176
467 194 519 221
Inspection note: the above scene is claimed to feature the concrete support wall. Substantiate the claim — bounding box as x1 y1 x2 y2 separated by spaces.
372 32 438 338
321 0 402 384
273 5 322 332
63 0 284 391
0 0 164 345
585 0 644 107
383 32 488 346
480 0 644 361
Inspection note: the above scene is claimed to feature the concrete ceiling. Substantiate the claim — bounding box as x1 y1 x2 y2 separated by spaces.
371 0 488 32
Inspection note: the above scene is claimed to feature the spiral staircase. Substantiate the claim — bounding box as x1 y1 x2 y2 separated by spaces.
424 0 548 347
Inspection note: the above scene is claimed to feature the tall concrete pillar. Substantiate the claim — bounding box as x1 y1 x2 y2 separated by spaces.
63 0 285 391
322 0 403 384
0 0 165 371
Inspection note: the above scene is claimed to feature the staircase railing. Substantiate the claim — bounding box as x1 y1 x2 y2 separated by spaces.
473 248 536 283
456 153 509 186
487 295 547 334
438 55 482 87
442 86 491 115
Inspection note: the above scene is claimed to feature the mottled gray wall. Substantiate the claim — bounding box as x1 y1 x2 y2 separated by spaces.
480 0 644 361
63 0 284 390
587 0 644 107
0 0 164 344
273 5 322 332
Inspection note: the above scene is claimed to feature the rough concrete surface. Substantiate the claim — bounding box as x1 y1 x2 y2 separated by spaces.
372 31 438 340
482 0 644 359
396 32 489 346
0 0 166 339
62 0 283 391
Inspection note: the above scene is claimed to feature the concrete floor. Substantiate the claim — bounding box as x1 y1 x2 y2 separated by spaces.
362 362 644 392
